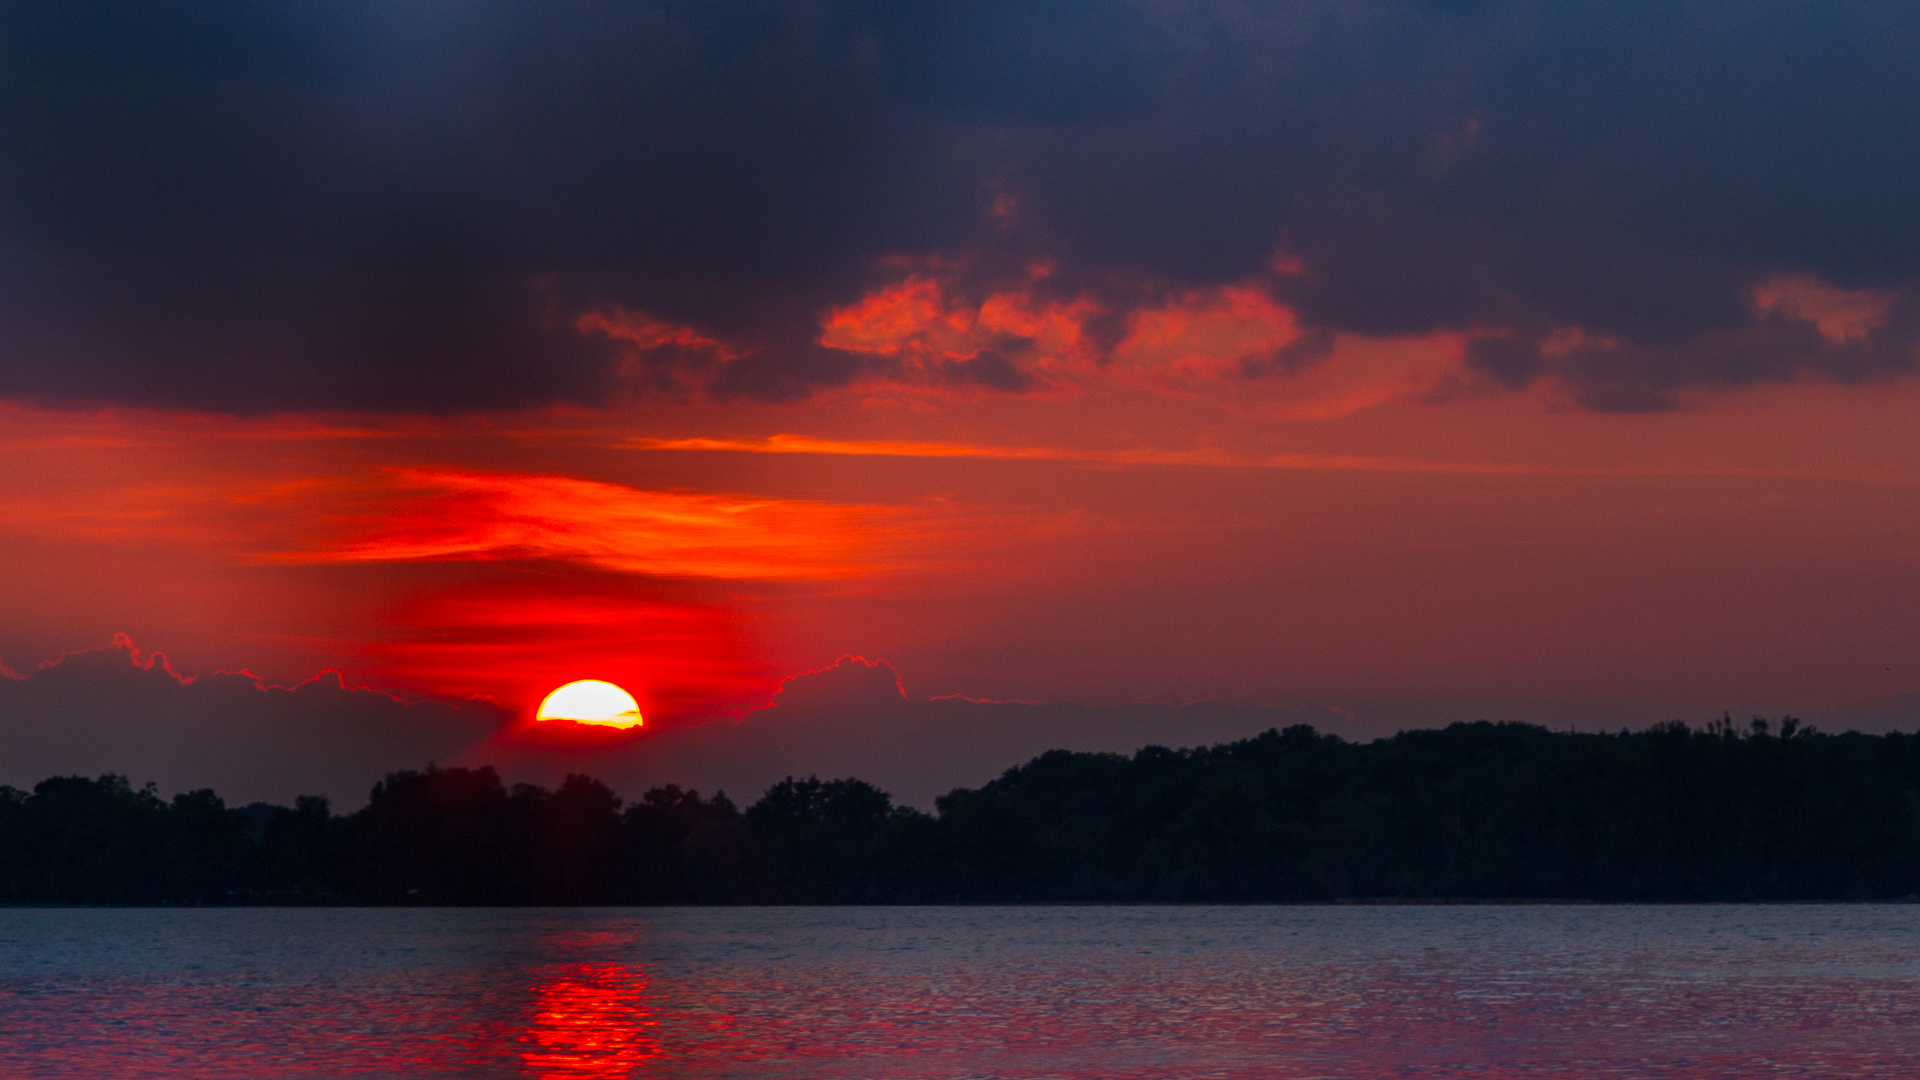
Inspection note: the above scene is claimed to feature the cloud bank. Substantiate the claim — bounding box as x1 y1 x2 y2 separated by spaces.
2 1 1917 413
575 657 1331 808
13 644 1920 810
0 637 500 805
1 645 1313 809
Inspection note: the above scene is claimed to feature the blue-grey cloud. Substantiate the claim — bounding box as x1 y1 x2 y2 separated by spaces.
0 637 501 805
1 1 1916 411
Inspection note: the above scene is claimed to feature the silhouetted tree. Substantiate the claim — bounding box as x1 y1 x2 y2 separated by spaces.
257 794 334 901
2 775 171 903
536 775 624 904
8 719 1920 905
337 766 537 903
621 785 747 903
746 776 919 902
162 789 250 904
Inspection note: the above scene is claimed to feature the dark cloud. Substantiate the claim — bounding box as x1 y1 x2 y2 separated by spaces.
0 637 501 805
2 1 1917 411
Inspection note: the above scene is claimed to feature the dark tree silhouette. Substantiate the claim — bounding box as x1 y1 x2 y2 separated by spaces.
6 719 1920 905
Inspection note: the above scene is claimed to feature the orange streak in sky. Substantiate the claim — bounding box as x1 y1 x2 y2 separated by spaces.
269 469 906 580
629 434 1896 481
631 432 1555 473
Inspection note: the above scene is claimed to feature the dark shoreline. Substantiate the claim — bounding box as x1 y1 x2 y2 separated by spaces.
10 897 1920 910
9 719 1920 906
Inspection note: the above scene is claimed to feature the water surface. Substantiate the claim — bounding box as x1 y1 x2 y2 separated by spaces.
4 905 1918 1078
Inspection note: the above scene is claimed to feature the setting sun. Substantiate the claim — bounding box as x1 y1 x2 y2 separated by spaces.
536 680 644 728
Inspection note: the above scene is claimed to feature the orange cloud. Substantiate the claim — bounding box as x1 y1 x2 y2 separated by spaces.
577 307 735 357
1249 331 1471 420
815 263 1469 418
577 306 742 393
1752 275 1897 343
1109 286 1471 418
818 274 1098 393
1113 286 1306 390
269 469 905 580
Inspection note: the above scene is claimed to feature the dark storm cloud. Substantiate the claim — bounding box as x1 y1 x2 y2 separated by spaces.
2 0 1916 412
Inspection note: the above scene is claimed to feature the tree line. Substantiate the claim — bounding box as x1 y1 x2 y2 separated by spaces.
5 718 1920 905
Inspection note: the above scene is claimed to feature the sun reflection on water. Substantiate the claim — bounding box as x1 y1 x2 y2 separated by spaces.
519 963 661 1079
8 908 1920 1078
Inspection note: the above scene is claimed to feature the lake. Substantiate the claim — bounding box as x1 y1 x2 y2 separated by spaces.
3 905 1918 1078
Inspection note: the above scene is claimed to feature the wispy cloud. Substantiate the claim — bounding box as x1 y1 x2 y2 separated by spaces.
265 469 912 580
1752 275 1899 344
629 433 1903 481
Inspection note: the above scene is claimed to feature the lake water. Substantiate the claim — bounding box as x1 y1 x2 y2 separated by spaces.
3 905 1919 1078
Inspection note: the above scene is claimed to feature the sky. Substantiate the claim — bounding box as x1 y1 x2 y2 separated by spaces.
4 1 1920 806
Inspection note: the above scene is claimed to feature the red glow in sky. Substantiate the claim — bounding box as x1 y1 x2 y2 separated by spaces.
6 368 1920 751
7 0 1920 795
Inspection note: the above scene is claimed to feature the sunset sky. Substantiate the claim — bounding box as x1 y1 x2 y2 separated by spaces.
4 1 1919 805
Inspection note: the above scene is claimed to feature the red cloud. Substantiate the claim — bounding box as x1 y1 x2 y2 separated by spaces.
576 306 743 394
818 274 1098 396
268 468 907 581
1752 275 1898 344
1112 285 1306 391
810 256 1472 417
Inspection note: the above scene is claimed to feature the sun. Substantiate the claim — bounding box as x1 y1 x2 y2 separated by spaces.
536 680 644 729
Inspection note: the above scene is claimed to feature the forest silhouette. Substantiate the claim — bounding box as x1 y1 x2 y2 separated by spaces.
6 718 1920 905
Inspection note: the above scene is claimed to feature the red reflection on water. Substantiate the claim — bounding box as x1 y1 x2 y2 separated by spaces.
15 912 1920 1079
519 963 661 1079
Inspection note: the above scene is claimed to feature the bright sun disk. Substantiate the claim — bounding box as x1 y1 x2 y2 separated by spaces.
536 680 644 728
